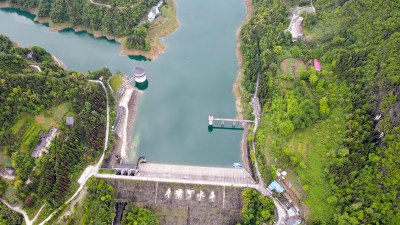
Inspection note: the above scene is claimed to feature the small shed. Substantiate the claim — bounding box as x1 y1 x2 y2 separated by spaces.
268 180 285 193
26 51 34 60
314 59 321 72
66 117 74 127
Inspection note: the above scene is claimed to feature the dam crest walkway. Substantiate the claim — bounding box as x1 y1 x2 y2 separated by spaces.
96 163 258 188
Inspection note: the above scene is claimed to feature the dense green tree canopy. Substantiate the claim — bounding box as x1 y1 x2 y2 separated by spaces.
240 0 400 224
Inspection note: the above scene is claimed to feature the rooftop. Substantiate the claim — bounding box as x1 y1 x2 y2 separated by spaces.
66 117 74 126
314 59 321 71
268 180 285 193
31 127 58 158
132 66 145 76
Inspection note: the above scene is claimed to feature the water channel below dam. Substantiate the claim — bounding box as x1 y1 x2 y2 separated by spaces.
0 0 246 167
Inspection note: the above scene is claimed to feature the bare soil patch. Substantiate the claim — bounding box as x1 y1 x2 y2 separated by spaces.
35 115 45 124
306 35 314 42
279 57 307 78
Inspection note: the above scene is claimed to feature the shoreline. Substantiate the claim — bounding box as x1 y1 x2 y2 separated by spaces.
0 0 178 60
10 40 67 69
235 0 254 176
119 85 135 159
103 75 143 168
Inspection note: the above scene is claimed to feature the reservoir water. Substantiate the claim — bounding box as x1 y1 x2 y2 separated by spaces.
0 0 246 167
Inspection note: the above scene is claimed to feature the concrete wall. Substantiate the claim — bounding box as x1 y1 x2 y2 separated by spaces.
104 179 244 225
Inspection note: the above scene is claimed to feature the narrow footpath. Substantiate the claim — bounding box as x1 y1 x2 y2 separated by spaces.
89 0 111 8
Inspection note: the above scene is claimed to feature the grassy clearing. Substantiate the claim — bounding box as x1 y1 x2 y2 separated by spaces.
12 103 74 154
98 169 115 174
284 128 310 159
11 119 25 134
109 74 123 93
279 58 307 77
52 103 72 122
4 187 16 204
284 107 346 222
0 147 12 167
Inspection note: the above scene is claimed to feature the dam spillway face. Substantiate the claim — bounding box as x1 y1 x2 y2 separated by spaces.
105 179 244 225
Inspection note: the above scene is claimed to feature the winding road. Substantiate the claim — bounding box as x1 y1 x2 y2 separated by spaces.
29 65 41 72
0 199 46 225
89 0 111 8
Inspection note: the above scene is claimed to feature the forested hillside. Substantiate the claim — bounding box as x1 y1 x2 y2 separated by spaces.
240 0 400 224
0 34 111 216
1 0 162 51
2 0 157 36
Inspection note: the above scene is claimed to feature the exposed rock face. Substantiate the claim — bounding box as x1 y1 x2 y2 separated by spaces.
104 179 244 225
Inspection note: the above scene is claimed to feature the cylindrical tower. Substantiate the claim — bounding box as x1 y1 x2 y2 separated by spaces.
208 113 214 126
132 66 147 83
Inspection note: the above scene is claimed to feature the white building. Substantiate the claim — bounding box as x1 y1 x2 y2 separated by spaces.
31 127 58 158
148 1 163 22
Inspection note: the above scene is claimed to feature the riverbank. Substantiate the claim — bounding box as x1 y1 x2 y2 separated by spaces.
0 0 178 60
9 40 67 70
235 0 254 176
103 76 143 168
233 0 254 119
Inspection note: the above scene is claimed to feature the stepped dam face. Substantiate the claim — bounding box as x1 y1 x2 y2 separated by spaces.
105 179 245 225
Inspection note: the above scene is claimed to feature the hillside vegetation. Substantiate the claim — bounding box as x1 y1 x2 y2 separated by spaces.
0 34 112 218
240 0 400 224
2 0 164 51
4 0 157 36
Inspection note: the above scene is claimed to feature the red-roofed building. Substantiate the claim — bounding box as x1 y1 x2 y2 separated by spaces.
314 59 321 72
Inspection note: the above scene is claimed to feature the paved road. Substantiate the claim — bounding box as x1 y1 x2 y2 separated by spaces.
0 199 46 225
89 0 111 8
107 74 116 96
29 65 41 72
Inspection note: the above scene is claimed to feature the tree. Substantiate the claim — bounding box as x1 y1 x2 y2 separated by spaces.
121 204 158 225
240 188 275 225
299 162 307 169
278 120 295 136
291 46 302 58
309 72 318 86
273 46 282 55
319 97 330 116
